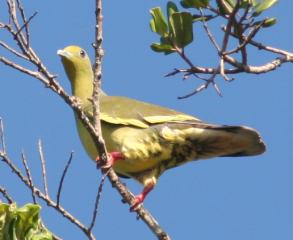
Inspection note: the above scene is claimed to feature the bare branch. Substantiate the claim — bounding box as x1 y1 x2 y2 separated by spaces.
220 0 240 53
14 11 37 45
0 186 14 203
0 56 41 79
91 0 109 170
105 169 171 240
225 27 293 57
223 54 293 73
178 70 222 99
15 0 32 45
0 151 96 240
56 151 74 207
0 118 7 153
88 169 109 232
223 20 265 56
21 151 37 204
38 139 49 197
200 8 220 52
91 2 171 238
93 0 104 133
6 0 28 51
0 41 29 60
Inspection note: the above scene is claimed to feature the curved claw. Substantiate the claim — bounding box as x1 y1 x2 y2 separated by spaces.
96 151 125 168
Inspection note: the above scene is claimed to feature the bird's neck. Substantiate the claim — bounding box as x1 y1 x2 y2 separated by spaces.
71 68 94 105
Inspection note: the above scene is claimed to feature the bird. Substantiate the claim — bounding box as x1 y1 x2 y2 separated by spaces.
57 45 266 210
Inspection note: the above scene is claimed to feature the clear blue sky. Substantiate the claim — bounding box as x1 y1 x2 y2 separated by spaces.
1 1 293 239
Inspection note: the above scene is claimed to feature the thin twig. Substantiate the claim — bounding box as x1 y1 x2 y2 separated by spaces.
223 20 265 56
21 151 37 204
38 139 49 197
239 2 251 24
200 8 220 52
14 11 37 47
0 186 14 203
165 68 189 77
226 27 293 57
220 0 240 53
88 168 110 232
7 0 28 50
0 41 29 60
0 56 40 77
219 0 243 68
0 118 7 153
15 0 29 44
178 70 222 99
173 47 203 82
57 151 74 207
0 151 96 240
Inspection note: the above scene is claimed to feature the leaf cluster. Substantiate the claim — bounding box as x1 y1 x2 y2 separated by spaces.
0 203 53 240
150 0 278 54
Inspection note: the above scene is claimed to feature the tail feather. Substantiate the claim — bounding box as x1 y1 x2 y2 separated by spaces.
200 125 266 157
160 122 266 160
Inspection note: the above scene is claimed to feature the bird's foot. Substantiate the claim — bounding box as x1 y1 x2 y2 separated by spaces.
96 151 125 168
130 194 145 211
130 183 154 211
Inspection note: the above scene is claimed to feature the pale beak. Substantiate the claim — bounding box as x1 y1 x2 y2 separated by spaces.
57 49 72 58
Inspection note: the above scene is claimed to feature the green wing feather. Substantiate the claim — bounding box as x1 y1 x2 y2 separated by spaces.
85 95 199 128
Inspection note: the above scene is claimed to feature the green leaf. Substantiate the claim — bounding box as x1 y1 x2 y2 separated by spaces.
263 17 277 27
150 7 169 37
151 43 176 54
251 0 259 6
167 1 179 20
192 14 214 22
252 17 277 28
0 203 53 240
181 0 210 9
257 17 277 27
253 0 278 16
216 0 235 15
169 12 193 48
239 0 253 8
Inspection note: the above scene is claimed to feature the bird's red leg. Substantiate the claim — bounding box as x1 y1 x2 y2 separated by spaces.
96 151 125 168
130 182 154 211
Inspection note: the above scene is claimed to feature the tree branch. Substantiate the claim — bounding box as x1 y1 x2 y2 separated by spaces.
0 150 96 240
1 1 171 239
0 186 14 203
38 139 49 197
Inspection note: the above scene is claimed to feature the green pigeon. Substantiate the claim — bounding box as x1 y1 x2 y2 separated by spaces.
57 45 266 209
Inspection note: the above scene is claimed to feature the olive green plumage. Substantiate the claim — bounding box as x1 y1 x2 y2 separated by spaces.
57 45 265 198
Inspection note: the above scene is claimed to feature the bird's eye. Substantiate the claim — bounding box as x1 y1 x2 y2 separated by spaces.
80 49 86 58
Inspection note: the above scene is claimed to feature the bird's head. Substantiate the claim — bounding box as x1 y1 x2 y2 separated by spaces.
57 45 93 86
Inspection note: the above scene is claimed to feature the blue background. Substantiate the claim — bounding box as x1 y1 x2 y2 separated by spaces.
0 1 292 239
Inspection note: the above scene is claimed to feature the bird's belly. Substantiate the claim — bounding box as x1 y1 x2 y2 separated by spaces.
105 125 173 174
105 124 199 175
113 144 172 174
75 119 174 173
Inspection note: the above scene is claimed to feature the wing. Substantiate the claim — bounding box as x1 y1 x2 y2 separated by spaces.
86 95 201 128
